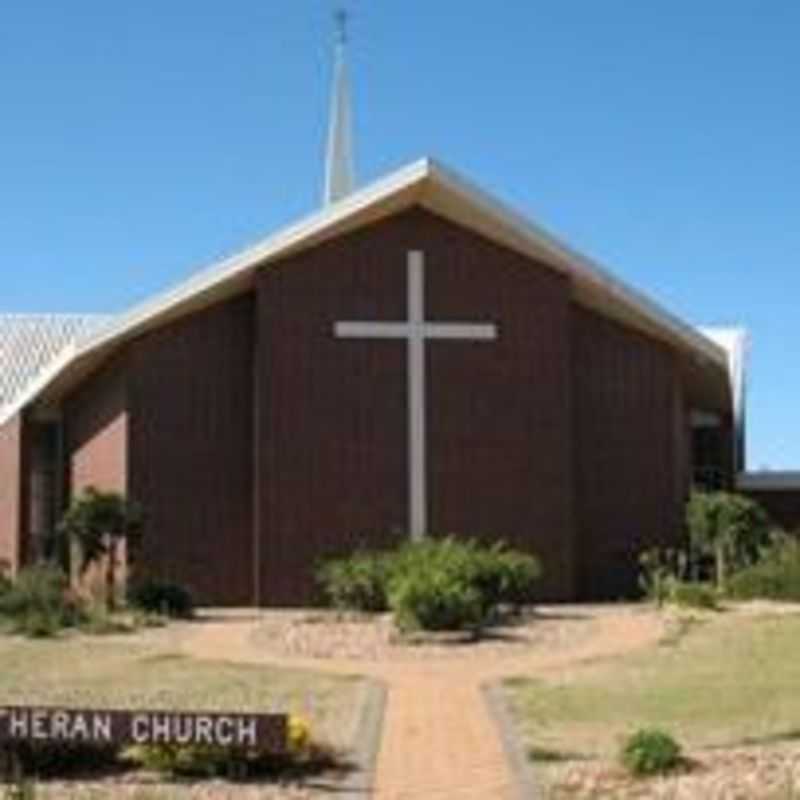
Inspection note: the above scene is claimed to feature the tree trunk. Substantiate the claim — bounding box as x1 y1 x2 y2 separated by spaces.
106 535 116 613
715 541 726 591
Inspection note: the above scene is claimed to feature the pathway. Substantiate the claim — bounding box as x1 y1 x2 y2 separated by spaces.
181 607 665 800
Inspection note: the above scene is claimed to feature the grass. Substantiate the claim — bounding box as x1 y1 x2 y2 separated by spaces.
505 611 800 761
0 624 365 753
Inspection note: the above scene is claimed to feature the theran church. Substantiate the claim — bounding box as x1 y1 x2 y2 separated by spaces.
0 28 752 605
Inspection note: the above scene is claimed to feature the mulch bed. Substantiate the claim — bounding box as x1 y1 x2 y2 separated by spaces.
249 607 597 661
542 742 800 799
28 778 320 799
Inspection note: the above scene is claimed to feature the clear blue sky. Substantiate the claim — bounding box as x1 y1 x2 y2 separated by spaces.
1 2 797 468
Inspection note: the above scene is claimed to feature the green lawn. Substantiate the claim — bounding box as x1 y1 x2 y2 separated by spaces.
505 611 800 760
0 625 365 751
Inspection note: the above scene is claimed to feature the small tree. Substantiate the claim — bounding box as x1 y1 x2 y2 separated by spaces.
57 488 143 612
686 490 770 591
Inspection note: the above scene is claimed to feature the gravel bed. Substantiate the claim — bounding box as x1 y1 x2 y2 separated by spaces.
249 607 597 662
30 775 340 799
543 742 800 799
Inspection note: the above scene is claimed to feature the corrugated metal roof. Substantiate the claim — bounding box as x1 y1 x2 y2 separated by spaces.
0 314 112 415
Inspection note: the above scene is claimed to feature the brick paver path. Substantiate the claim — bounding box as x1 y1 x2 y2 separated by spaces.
182 608 664 799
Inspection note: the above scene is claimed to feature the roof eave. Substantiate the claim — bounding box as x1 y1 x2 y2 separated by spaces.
422 159 728 368
1 156 731 426
0 160 431 425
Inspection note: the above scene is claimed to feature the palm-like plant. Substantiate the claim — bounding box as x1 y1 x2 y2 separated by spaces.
57 488 143 612
686 490 770 590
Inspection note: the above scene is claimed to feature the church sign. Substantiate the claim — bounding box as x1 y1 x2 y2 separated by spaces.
0 706 287 751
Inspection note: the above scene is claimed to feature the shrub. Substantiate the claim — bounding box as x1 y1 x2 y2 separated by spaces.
389 568 484 632
491 549 542 609
124 742 234 778
388 537 541 614
80 603 134 635
315 551 389 612
125 715 331 778
127 578 194 618
131 610 169 629
686 491 771 590
386 537 505 627
19 610 62 639
638 548 690 607
57 488 144 613
4 740 119 778
0 565 85 637
3 770 36 800
728 536 800 601
667 580 718 610
0 563 11 598
619 728 682 776
461 543 542 614
316 536 543 631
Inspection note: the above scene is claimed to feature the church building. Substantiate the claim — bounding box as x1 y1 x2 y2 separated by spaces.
0 26 749 605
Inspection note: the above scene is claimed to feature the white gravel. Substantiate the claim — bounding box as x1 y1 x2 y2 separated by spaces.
542 741 800 799
249 607 596 662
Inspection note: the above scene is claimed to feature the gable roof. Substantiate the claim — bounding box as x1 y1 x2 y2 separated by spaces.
0 157 730 427
0 314 112 418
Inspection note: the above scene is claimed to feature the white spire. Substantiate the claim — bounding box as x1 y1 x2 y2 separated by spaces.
323 10 356 206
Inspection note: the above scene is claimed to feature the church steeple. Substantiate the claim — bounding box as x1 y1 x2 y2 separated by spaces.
323 10 356 206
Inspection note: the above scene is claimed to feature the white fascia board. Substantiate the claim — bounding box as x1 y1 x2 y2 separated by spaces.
2 155 732 426
738 472 800 491
699 326 749 470
0 344 77 427
425 159 728 368
79 158 431 356
0 159 431 428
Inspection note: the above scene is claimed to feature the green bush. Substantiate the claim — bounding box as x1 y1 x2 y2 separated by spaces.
667 580 718 610
389 568 484 632
131 610 169 629
127 578 194 618
638 547 691 607
4 741 119 778
686 490 771 590
126 741 315 778
316 551 389 612
125 716 335 778
316 536 543 631
0 565 85 637
619 728 682 776
387 537 535 631
19 610 62 639
0 565 11 598
3 770 36 800
80 604 134 635
728 536 800 601
479 547 542 611
125 742 236 778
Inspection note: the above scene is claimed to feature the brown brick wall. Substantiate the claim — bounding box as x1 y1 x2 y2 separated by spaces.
40 205 732 607
64 359 128 496
572 306 685 599
128 294 255 606
0 414 24 576
425 215 575 599
745 490 800 533
257 207 575 604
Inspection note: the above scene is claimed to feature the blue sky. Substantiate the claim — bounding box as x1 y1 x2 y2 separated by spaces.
1 2 797 468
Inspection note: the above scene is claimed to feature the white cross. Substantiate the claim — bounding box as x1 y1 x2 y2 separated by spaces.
334 250 498 539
